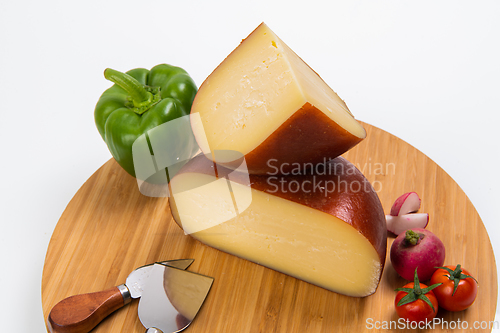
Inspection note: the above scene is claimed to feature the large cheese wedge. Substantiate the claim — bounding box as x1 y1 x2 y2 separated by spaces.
169 154 387 297
190 23 366 175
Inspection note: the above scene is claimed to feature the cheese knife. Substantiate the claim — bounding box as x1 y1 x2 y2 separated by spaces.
47 259 194 333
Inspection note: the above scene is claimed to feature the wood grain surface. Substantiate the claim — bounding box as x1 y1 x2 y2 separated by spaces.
42 123 497 332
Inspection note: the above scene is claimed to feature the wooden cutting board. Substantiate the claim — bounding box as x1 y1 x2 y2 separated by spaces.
42 123 497 332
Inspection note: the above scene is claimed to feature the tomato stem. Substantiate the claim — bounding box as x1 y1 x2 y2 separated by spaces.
395 268 441 312
435 264 478 295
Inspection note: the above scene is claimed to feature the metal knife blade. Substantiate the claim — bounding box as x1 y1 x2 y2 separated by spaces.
159 259 195 270
138 263 214 333
126 259 195 299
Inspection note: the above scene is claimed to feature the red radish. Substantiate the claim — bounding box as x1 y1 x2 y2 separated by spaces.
390 228 445 281
390 192 421 216
386 213 429 235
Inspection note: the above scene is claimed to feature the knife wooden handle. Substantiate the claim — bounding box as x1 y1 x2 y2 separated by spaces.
47 286 126 333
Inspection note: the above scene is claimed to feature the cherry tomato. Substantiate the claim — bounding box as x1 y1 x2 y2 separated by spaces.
394 268 441 323
395 282 439 323
430 265 478 311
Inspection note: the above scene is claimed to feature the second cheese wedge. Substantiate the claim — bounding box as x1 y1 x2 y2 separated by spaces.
191 23 366 175
169 155 387 297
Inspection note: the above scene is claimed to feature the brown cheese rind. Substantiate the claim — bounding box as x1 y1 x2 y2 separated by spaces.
239 103 365 175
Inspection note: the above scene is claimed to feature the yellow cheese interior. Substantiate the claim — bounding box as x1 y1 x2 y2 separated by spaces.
191 23 366 156
170 172 382 297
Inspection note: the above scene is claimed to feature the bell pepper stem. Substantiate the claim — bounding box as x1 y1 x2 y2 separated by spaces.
104 68 153 107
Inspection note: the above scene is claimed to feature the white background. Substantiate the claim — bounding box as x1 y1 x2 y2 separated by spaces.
1 0 499 331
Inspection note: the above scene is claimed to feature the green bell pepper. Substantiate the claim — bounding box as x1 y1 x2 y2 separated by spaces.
94 64 198 180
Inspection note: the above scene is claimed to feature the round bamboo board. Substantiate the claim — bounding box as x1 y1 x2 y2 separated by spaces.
42 123 497 332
